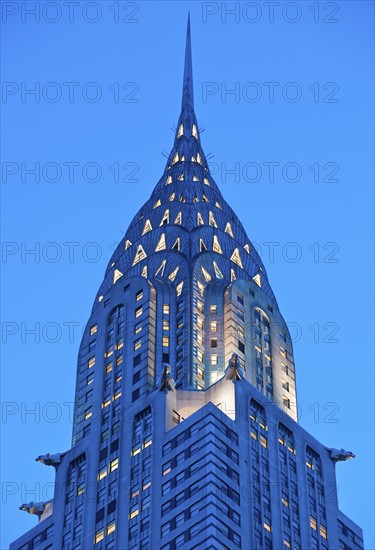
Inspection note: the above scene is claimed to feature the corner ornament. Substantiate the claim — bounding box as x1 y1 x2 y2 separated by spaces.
158 363 176 392
225 353 246 381
330 448 355 462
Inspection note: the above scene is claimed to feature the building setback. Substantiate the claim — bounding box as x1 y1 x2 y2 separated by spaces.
11 16 364 550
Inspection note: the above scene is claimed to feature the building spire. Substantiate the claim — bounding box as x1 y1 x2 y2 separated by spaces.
182 13 194 111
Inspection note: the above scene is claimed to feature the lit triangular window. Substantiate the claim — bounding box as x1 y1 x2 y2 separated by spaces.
197 213 204 226
193 197 199 203
124 240 132 250
142 219 153 235
176 281 184 296
197 281 205 295
113 269 123 284
172 152 179 165
166 175 172 185
155 234 166 251
253 273 262 287
180 195 185 202
169 193 175 201
166 165 171 171
155 260 166 277
200 239 207 252
168 266 179 282
174 212 182 225
213 236 223 254
213 261 223 279
133 245 147 266
193 175 199 182
160 209 169 226
244 244 250 254
202 195 208 202
181 156 185 162
225 222 234 238
197 153 202 165
191 156 196 163
231 269 236 281
209 211 218 228
215 201 222 210
204 178 210 186
230 248 243 268
153 199 161 209
202 267 212 282
192 124 198 138
178 124 183 138
141 265 148 278
178 173 184 181
172 238 180 251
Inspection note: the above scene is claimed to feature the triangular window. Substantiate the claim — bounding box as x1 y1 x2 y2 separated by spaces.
141 265 148 278
213 261 223 279
142 219 152 235
230 248 243 268
172 238 180 251
155 234 166 251
113 269 123 284
213 235 223 254
197 213 204 226
231 269 236 281
202 267 212 282
172 152 179 165
192 124 198 139
200 239 207 252
174 212 182 225
253 273 262 287
155 260 166 277
133 245 147 265
166 175 172 185
124 240 132 251
225 222 234 238
209 211 218 228
168 267 179 282
178 124 183 138
153 199 161 209
160 209 169 226
176 281 184 296
244 243 250 254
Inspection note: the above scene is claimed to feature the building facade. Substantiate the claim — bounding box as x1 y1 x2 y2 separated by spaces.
11 17 363 550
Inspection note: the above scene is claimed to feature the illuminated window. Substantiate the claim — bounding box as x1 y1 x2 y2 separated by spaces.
155 234 166 251
163 304 170 314
281 497 289 507
88 356 95 369
160 209 169 226
210 321 218 332
110 458 119 472
201 266 211 282
284 540 291 548
213 236 222 254
230 248 243 268
163 320 169 331
106 362 112 374
117 338 124 350
102 399 110 409
193 175 199 181
176 282 183 296
202 194 208 202
84 408 92 420
113 391 121 401
129 506 139 519
244 243 250 254
197 212 204 226
77 484 85 496
107 521 116 535
178 172 184 180
172 152 179 165
320 525 327 539
124 239 132 250
163 337 169 347
134 339 142 351
253 273 261 287
310 516 317 531
211 354 218 365
215 201 222 209
204 177 210 186
260 435 268 448
197 152 202 165
174 212 182 225
192 124 198 138
90 324 97 336
133 245 147 266
168 266 179 281
250 431 258 441
264 522 272 532
135 306 142 318
141 265 148 278
166 175 172 185
153 199 161 208
132 445 141 457
209 211 217 227
210 305 217 314
95 530 104 543
169 192 175 201
179 194 185 202
141 220 152 236
178 124 183 137
197 281 205 295
143 480 151 491
143 435 152 448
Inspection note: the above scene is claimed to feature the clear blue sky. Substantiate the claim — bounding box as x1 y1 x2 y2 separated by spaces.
1 1 374 548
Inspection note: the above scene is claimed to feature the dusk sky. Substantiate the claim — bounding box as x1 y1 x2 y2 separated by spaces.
1 1 374 548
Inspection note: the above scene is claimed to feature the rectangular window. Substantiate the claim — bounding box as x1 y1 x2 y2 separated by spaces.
88 356 95 368
210 321 218 332
136 290 143 301
283 396 291 409
135 306 143 318
107 521 116 535
163 304 170 314
134 339 142 351
162 337 169 347
210 305 217 314
90 324 98 336
210 338 218 348
84 408 92 420
163 320 170 331
110 458 119 472
237 293 244 305
211 354 218 365
197 367 204 380
310 516 317 530
95 530 104 543
320 525 327 539
135 321 142 334
282 379 290 391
